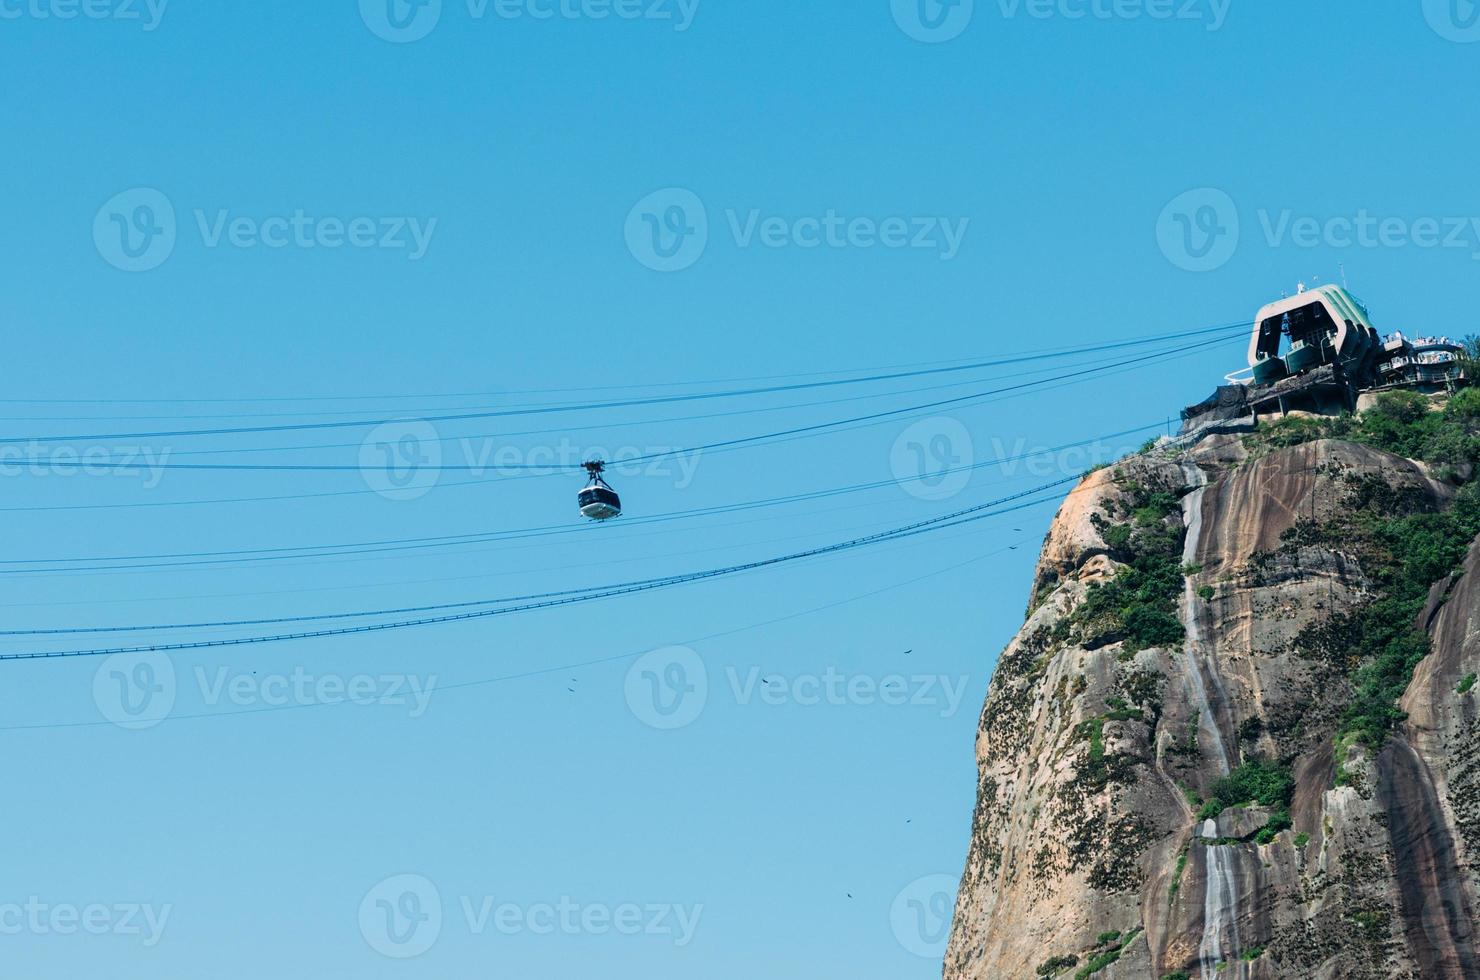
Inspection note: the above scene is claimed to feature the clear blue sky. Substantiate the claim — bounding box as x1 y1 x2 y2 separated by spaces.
0 3 1476 978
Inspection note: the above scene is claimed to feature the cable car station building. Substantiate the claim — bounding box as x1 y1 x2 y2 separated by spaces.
1181 285 1467 434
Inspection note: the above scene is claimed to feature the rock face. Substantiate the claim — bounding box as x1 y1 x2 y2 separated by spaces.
945 435 1480 979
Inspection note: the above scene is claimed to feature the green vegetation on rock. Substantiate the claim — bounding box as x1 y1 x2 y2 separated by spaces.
1197 759 1295 843
1240 413 1333 458
1254 392 1480 751
1075 717 1106 766
1036 954 1078 976
1237 716 1264 743
1313 483 1480 747
1242 388 1480 472
1352 908 1391 941
1166 849 1188 909
1072 474 1188 654
1073 927 1141 979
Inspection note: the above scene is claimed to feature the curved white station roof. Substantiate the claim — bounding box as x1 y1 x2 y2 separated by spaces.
1247 284 1376 368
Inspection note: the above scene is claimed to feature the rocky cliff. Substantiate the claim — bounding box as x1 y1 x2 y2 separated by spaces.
945 394 1480 980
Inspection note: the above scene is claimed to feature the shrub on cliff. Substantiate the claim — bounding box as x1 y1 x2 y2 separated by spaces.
1198 759 1292 813
1198 759 1295 842
1242 387 1480 471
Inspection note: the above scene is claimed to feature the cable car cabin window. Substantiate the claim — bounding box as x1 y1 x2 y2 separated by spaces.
1255 301 1340 364
1255 317 1284 360
1284 302 1338 349
579 487 619 507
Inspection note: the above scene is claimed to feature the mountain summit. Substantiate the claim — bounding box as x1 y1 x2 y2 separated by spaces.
946 391 1480 979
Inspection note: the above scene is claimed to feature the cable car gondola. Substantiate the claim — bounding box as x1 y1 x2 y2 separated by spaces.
578 461 622 521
